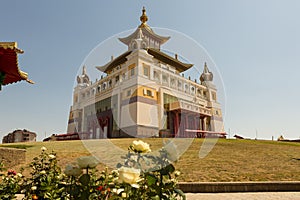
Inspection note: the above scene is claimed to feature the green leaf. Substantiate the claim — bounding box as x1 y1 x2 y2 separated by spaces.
79 174 90 186
165 164 175 173
146 174 157 186
151 195 160 200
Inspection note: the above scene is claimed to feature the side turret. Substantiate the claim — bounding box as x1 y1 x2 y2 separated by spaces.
200 62 213 83
77 66 90 86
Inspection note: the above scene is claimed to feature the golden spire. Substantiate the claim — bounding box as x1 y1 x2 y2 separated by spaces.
140 7 148 24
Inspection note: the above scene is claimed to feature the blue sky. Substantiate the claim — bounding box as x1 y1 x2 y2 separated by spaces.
1 0 300 141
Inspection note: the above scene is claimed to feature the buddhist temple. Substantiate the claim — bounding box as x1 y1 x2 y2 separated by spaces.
67 7 225 139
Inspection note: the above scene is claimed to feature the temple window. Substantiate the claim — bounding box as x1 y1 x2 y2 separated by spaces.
162 74 168 83
130 68 135 76
191 86 195 93
143 64 150 77
143 88 154 97
170 78 175 87
178 81 182 88
115 75 119 83
197 88 201 96
212 92 217 101
128 63 136 77
184 84 189 92
153 71 159 81
127 90 131 97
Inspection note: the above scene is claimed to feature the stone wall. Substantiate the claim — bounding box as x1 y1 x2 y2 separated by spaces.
0 148 26 168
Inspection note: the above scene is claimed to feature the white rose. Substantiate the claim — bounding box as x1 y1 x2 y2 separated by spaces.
112 188 124 194
48 154 55 159
77 156 99 169
41 147 47 151
131 140 151 153
111 169 119 177
118 167 141 185
174 170 181 177
64 164 82 177
40 170 46 175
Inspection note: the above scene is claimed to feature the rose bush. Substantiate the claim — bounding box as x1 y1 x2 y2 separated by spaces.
0 141 185 200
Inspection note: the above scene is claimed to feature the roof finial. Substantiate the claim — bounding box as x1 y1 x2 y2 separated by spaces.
140 6 148 24
82 65 87 75
204 62 209 73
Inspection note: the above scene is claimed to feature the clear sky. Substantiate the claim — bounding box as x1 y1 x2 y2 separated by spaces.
1 0 300 141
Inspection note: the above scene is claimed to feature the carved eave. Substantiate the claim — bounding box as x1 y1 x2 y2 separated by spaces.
0 42 34 85
147 48 193 73
96 51 132 74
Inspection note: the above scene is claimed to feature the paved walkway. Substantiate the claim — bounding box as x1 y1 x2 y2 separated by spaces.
185 192 300 200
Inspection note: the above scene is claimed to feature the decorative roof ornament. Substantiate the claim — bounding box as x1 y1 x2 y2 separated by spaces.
200 62 213 82
139 7 148 26
137 28 144 39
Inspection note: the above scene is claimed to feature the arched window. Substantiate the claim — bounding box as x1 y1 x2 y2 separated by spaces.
153 71 159 81
184 84 189 92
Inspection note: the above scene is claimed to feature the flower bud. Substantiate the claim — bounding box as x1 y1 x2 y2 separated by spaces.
41 146 47 151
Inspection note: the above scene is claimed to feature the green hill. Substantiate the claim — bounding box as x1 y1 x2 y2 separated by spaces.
1 138 300 182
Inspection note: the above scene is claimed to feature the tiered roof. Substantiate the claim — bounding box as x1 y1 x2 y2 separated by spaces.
97 7 193 74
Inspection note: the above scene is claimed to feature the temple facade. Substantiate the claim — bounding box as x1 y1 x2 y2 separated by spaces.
67 8 225 139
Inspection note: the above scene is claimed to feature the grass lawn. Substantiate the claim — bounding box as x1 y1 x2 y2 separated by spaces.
1 138 300 182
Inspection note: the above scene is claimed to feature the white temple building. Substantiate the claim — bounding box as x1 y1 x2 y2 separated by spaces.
67 7 225 139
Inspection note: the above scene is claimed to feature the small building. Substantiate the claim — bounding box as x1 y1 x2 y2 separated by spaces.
43 133 81 141
2 129 36 143
0 42 34 90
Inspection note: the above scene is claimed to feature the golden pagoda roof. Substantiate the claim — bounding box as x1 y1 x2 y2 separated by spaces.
96 51 132 74
96 48 193 74
119 7 170 47
147 48 193 72
0 42 34 86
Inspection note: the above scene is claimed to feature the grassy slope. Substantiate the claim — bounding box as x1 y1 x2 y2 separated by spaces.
1 139 300 182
